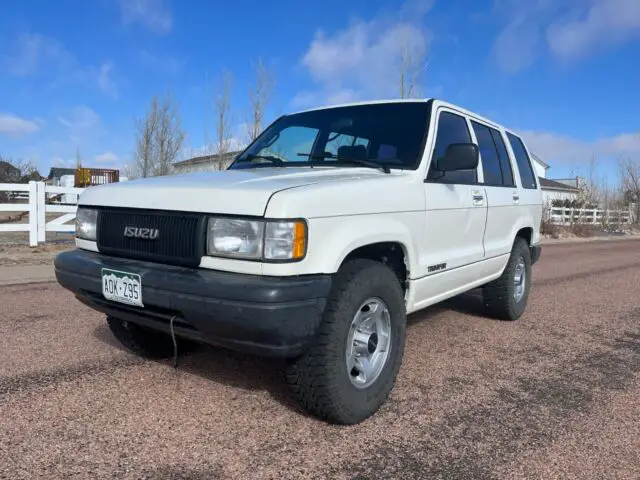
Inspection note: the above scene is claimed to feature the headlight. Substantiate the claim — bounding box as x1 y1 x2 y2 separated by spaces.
206 217 307 261
76 207 98 241
207 218 264 259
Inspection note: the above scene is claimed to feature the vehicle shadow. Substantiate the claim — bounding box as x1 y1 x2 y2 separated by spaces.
91 289 490 417
440 288 487 317
407 288 488 326
92 323 310 417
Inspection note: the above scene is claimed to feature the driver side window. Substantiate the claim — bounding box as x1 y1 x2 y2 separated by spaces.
427 111 477 184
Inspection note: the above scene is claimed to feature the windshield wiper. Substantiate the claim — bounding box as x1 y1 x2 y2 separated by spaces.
242 154 285 165
297 153 390 174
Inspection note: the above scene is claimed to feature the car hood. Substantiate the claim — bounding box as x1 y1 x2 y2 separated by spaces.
78 167 394 216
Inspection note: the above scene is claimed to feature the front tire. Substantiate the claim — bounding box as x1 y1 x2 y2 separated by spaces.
286 259 407 425
482 238 532 321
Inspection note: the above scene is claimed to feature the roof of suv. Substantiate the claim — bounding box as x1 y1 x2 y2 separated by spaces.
292 98 433 115
291 98 506 132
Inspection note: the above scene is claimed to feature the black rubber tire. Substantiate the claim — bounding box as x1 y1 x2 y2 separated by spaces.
285 259 407 425
482 238 532 321
107 316 181 359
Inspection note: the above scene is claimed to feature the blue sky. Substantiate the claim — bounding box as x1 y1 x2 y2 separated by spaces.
1 0 639 182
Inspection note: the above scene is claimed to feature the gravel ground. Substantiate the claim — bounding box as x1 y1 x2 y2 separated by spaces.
1 239 639 479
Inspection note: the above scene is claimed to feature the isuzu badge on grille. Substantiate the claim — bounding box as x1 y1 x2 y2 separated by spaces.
123 226 159 240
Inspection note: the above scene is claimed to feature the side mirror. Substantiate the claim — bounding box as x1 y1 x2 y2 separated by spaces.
435 143 479 171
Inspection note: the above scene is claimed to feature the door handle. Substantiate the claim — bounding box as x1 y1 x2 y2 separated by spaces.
472 190 484 206
513 192 520 203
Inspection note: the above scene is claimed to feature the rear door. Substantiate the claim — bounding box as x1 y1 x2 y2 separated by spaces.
469 120 521 258
420 109 487 277
505 132 543 244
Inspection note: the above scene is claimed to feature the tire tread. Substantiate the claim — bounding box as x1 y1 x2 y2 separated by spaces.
286 259 406 424
483 238 531 321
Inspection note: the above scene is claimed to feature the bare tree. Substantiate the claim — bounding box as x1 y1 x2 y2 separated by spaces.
120 163 135 180
155 93 186 176
76 148 82 169
0 155 39 183
213 70 233 170
398 26 428 98
247 58 274 142
133 96 159 178
0 156 40 205
619 157 640 224
132 93 185 177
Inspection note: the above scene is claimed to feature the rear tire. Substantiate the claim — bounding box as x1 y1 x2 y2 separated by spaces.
107 316 183 359
482 238 532 321
286 259 407 425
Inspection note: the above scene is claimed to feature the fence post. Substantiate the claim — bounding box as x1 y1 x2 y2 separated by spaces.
28 181 38 247
37 181 46 243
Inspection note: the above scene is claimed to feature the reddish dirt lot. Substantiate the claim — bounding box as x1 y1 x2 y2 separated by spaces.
1 239 639 479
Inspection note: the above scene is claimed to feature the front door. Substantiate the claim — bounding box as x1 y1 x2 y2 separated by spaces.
420 109 487 278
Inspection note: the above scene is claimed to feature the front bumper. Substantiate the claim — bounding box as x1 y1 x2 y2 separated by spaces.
54 249 332 358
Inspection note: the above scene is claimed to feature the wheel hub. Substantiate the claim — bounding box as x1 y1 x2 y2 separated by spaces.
345 297 392 389
514 256 526 303
367 333 378 353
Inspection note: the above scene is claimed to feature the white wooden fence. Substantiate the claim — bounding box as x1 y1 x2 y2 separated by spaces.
547 207 633 226
2 182 637 245
0 181 84 246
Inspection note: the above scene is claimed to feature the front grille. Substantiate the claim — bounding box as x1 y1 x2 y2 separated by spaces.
97 208 206 267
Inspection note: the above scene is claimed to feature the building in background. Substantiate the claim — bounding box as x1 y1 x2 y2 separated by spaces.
0 161 22 183
530 153 549 179
173 151 241 174
529 153 583 204
539 178 581 203
47 167 76 186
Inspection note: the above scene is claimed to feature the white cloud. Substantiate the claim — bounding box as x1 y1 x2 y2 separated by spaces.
547 0 640 60
54 106 104 161
57 106 100 132
295 1 433 108
138 49 184 74
5 33 74 77
50 155 75 168
519 129 640 166
491 0 559 73
2 106 124 175
0 113 39 137
95 151 119 164
492 0 640 72
400 0 436 19
3 33 119 97
120 0 173 34
97 63 119 99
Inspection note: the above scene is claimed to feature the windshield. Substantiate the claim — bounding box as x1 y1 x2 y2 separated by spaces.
230 102 431 171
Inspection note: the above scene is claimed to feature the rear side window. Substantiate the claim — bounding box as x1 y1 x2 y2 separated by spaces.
506 132 537 189
471 121 502 186
427 111 476 184
490 130 515 187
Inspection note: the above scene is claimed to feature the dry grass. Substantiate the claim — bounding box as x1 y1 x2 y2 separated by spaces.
541 219 560 239
570 223 596 238
0 238 74 265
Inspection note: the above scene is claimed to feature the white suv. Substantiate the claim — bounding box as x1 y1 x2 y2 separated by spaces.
55 99 543 424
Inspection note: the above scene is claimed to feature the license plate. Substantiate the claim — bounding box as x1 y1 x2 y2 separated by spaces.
101 268 143 307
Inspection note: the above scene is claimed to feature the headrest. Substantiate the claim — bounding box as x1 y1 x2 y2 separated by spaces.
337 145 368 161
